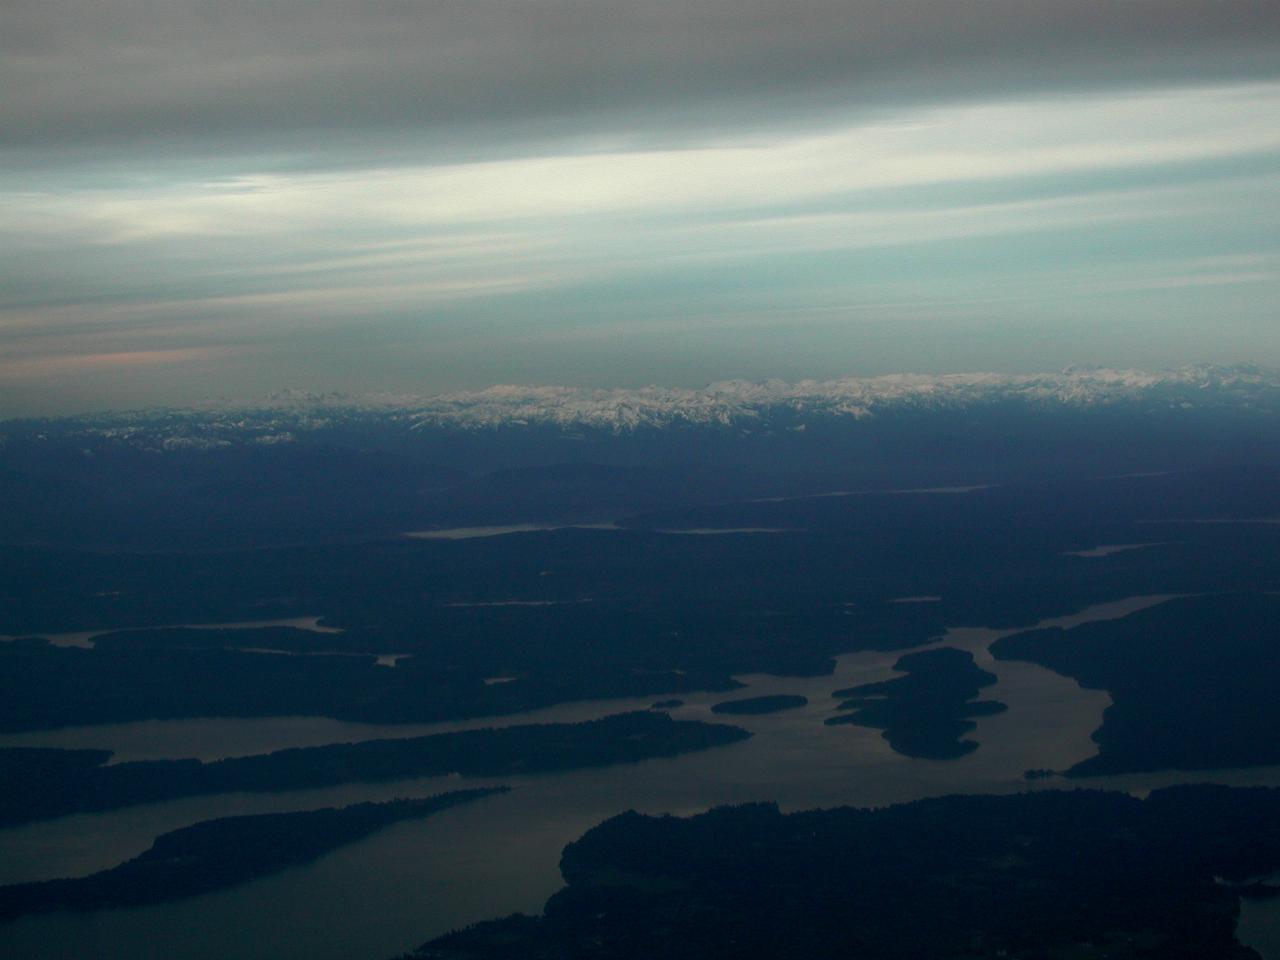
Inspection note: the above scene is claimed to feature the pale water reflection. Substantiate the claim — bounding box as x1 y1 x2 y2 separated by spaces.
0 616 340 651
1237 873 1280 960
405 523 618 539
652 527 797 535
1062 542 1164 557
3 594 1278 960
406 524 798 538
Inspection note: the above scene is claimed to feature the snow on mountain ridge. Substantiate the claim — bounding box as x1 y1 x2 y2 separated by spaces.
403 365 1278 430
7 366 1276 443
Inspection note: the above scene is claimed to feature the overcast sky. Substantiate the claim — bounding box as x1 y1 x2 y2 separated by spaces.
3 0 1279 415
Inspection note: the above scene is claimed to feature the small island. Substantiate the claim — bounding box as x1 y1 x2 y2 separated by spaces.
824 647 1006 759
710 694 808 715
0 790 504 922
0 712 750 828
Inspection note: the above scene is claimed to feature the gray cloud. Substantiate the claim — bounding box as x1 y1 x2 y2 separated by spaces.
4 0 1280 167
3 1 1279 415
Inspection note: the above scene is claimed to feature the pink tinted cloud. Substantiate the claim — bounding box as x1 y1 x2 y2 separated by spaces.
0 347 241 380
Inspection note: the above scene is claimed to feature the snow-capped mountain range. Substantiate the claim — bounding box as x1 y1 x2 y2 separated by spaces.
403 365 1279 431
5 366 1278 447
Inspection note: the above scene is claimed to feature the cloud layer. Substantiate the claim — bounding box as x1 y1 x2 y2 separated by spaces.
2 2 1279 414
6 0 1279 158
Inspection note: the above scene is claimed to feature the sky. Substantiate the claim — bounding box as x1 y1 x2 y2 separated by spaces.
2 0 1279 415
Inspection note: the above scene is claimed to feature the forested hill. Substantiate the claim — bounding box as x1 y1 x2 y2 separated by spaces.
414 785 1280 960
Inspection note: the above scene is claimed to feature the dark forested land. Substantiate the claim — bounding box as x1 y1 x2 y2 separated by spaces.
6 498 1280 738
992 593 1280 776
2 414 1280 791
709 695 808 715
0 598 951 732
4 390 1279 551
825 647 1006 759
0 790 505 922
413 785 1280 960
0 712 749 827
0 624 744 733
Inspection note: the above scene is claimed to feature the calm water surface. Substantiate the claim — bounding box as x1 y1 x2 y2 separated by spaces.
3 595 1278 960
1237 873 1280 960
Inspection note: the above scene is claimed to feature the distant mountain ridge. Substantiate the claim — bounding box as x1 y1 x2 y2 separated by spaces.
407 365 1280 431
4 364 1277 549
4 365 1278 445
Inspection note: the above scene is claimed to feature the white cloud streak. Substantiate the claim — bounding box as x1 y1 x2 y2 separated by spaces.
7 82 1279 246
1 78 1278 410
